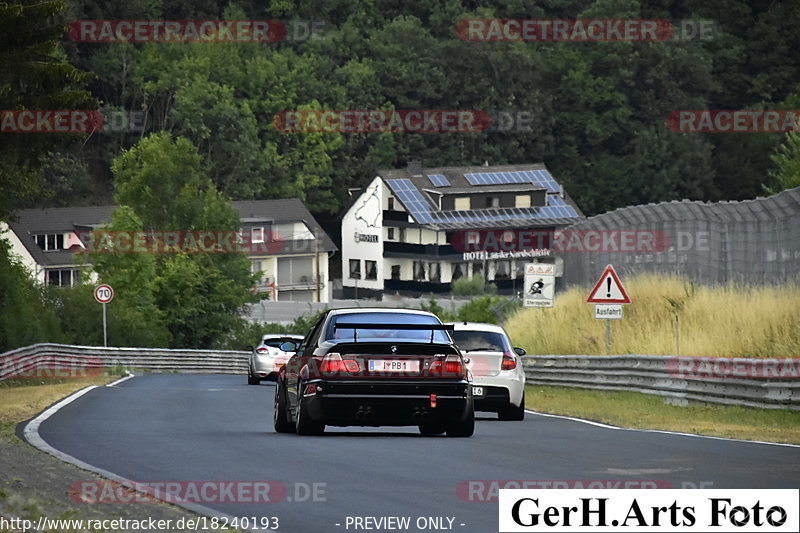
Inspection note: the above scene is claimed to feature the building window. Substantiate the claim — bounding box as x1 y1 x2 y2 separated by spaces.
398 228 406 242
472 262 484 278
454 197 470 210
429 262 441 283
349 259 361 279
413 261 426 281
365 260 377 280
251 227 265 244
46 268 79 287
495 260 511 280
387 228 395 240
251 260 263 275
515 261 525 279
451 263 465 281
391 265 401 280
486 196 500 208
388 197 395 210
278 256 314 285
33 234 65 251
515 194 531 208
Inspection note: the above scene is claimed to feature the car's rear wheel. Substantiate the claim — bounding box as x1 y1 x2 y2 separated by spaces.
418 420 446 436
498 394 525 421
273 382 295 433
295 396 325 436
445 403 475 437
247 365 259 385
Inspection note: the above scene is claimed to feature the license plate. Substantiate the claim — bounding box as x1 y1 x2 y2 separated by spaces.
368 360 420 372
472 386 484 396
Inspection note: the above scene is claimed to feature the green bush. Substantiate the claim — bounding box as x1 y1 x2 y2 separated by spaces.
212 308 329 350
419 296 519 325
0 239 66 351
451 275 497 296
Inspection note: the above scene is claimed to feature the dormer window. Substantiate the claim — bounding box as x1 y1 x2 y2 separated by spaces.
454 197 470 210
251 227 265 243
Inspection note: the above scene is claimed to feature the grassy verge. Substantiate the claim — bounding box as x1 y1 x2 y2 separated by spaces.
0 376 118 442
525 384 800 444
506 274 800 357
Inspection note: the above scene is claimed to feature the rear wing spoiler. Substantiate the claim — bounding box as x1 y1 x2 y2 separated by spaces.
333 323 455 343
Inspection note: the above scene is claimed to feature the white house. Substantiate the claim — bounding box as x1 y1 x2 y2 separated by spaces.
2 199 336 303
340 162 584 298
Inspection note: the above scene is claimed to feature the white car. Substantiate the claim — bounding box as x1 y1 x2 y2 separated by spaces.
248 334 304 384
445 322 527 420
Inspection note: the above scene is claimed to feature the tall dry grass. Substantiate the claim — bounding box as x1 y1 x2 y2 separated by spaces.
505 274 800 357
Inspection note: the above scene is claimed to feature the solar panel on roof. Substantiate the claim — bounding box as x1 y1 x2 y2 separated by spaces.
387 177 580 225
427 174 450 187
464 169 560 192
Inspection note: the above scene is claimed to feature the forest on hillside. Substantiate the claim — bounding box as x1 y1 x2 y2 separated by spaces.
6 0 800 221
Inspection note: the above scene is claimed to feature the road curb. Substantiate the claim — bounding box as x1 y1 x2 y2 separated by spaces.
21 377 269 532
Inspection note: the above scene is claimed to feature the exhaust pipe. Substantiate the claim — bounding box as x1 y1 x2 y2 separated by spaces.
364 409 375 420
420 411 430 420
412 410 422 420
355 409 365 420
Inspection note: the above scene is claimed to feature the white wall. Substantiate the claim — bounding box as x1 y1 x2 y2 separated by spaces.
0 222 44 283
342 176 385 291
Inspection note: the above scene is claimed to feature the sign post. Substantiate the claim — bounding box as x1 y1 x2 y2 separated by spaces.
586 265 631 354
523 263 555 308
94 284 114 347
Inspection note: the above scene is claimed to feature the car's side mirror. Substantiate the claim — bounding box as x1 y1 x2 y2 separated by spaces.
280 341 298 352
514 347 526 356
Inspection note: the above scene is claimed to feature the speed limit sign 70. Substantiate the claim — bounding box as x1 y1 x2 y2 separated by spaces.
94 284 114 304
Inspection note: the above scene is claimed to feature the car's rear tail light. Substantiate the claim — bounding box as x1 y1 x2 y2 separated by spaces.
430 355 466 378
501 352 517 370
319 353 360 375
256 347 270 354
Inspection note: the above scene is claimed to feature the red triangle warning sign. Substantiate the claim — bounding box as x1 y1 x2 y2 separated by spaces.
587 265 631 304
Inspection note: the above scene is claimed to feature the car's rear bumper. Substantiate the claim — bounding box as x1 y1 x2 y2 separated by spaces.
471 371 525 410
252 359 285 381
473 386 513 412
302 379 472 426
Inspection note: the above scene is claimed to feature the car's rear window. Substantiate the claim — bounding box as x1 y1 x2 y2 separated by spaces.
262 337 300 348
452 330 512 352
326 312 450 343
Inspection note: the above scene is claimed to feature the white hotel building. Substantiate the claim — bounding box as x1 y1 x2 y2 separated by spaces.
340 162 584 298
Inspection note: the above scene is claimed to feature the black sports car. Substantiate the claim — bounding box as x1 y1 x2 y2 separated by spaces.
273 308 474 437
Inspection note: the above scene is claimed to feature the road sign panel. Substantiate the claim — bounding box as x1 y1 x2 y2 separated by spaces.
94 284 114 304
594 304 623 320
524 263 555 308
587 265 631 304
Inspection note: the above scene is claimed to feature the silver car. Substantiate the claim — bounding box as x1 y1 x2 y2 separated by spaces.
248 334 304 384
445 322 527 420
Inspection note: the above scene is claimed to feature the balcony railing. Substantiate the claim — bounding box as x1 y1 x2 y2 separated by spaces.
383 241 459 257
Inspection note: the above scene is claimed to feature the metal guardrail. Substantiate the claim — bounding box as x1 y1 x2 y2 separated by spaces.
0 343 248 380
523 355 800 410
3 345 798 410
